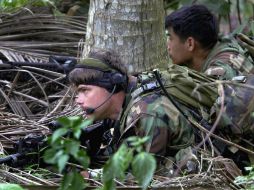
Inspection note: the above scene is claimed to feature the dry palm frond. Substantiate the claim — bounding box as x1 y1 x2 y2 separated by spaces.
0 10 85 122
0 112 50 149
0 9 87 56
0 66 75 120
0 167 61 185
151 173 232 189
0 47 48 63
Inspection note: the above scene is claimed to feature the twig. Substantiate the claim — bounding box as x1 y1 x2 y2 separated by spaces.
189 118 254 155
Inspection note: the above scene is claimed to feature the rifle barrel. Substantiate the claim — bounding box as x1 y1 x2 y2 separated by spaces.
0 153 23 165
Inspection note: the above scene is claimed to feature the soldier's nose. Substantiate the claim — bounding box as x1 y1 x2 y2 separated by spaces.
75 96 83 105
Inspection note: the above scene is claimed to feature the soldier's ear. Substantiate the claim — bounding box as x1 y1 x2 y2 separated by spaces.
185 37 195 52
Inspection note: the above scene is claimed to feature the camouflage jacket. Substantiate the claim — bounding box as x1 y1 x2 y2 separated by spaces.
116 76 195 175
201 36 254 80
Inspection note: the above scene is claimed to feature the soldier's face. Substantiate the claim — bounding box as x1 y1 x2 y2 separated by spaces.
75 84 113 120
166 28 192 65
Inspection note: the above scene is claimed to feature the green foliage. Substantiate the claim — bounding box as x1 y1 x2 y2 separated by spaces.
0 0 56 12
102 136 156 190
44 116 156 190
0 184 24 190
0 0 29 8
43 116 92 190
164 0 254 34
60 170 86 190
234 165 254 190
132 152 156 189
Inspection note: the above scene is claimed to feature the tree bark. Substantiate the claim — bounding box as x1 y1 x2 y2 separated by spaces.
83 0 168 73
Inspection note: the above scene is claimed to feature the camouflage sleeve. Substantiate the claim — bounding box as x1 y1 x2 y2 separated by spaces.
124 92 194 156
203 51 254 80
203 60 238 80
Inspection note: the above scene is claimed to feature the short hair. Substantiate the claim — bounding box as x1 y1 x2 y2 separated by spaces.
69 48 127 87
165 4 218 50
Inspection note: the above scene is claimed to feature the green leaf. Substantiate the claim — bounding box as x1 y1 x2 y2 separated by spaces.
64 139 80 157
71 171 87 190
60 171 87 190
73 119 93 139
75 150 90 169
51 128 68 144
57 117 72 128
127 136 150 148
0 184 24 190
73 129 81 140
65 116 84 130
58 154 69 173
44 149 63 164
102 180 116 190
126 136 139 144
80 118 94 130
103 144 133 182
132 152 156 190
60 172 74 190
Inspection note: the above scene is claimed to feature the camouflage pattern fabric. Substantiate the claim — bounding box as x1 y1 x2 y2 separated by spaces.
210 74 254 168
213 75 254 136
117 77 195 176
202 36 254 80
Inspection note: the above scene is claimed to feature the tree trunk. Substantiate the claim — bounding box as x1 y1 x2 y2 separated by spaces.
83 0 168 73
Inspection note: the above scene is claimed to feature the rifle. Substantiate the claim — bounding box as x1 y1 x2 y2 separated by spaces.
0 119 113 167
0 55 77 74
0 134 46 167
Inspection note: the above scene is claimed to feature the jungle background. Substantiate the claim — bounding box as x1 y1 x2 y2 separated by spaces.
0 0 253 190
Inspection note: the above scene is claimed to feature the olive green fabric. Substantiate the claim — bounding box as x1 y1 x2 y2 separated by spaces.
79 58 116 72
202 36 254 80
163 64 218 110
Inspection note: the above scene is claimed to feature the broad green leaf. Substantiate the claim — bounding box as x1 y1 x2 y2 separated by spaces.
102 179 116 190
58 154 69 173
58 116 82 129
64 139 80 157
61 116 83 130
126 136 139 142
103 144 132 182
80 118 94 130
132 152 156 190
60 171 87 190
51 128 68 144
60 172 74 190
44 149 63 164
0 184 24 190
73 128 82 140
57 117 72 128
70 171 87 190
75 150 90 169
127 136 150 148
102 157 117 182
73 119 93 139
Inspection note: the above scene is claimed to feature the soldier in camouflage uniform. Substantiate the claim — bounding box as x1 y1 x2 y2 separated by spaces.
165 4 254 171
68 48 195 176
165 4 254 80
